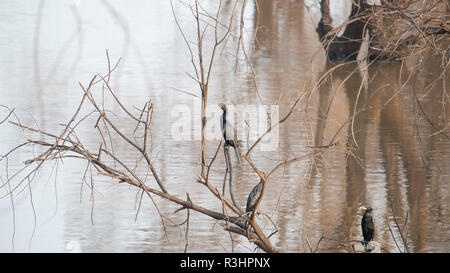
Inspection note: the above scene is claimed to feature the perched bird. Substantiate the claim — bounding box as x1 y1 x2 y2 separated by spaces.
218 103 241 163
360 206 375 251
246 180 263 217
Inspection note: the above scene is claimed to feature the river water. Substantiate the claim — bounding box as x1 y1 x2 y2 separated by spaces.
0 0 448 252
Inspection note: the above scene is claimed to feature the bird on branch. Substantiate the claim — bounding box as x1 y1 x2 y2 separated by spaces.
219 103 242 164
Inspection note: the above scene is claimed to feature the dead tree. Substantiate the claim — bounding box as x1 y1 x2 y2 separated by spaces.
314 0 449 61
0 1 326 253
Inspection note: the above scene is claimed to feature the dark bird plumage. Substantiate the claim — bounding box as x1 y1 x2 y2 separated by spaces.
219 103 241 163
361 206 375 248
246 180 263 215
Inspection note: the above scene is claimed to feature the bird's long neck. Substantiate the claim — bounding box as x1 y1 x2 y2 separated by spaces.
222 108 227 123
221 108 227 135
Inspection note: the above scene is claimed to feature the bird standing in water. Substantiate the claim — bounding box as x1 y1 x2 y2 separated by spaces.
360 206 375 251
219 103 241 163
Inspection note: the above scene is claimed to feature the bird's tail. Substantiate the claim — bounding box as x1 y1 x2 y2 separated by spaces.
362 241 372 252
245 212 253 230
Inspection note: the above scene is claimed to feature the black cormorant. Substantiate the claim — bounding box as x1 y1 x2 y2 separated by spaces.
361 206 375 250
219 103 241 163
246 180 263 217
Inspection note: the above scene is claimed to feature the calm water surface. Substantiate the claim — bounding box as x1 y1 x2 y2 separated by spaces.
0 0 448 252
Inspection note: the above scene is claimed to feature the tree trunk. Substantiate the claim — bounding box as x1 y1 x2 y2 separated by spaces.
316 0 370 61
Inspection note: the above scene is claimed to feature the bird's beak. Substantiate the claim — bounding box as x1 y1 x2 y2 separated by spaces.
359 206 367 212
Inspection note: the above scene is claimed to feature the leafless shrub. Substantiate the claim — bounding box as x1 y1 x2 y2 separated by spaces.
1 31 324 255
